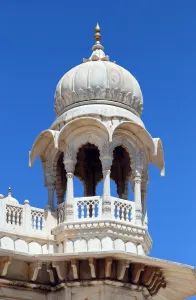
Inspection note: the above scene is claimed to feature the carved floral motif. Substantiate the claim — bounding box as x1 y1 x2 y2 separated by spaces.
55 86 143 117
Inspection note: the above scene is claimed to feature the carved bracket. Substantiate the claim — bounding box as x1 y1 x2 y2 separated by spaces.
71 259 78 279
0 257 12 276
105 258 112 278
29 262 42 281
47 263 55 283
89 258 96 278
52 261 67 280
131 263 145 284
117 260 130 280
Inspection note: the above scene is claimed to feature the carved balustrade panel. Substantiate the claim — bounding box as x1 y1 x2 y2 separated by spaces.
111 197 135 223
74 196 102 220
6 204 23 226
31 208 45 231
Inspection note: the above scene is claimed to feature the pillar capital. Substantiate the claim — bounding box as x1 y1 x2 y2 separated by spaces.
64 147 75 222
45 172 56 188
133 151 145 174
66 172 74 179
101 159 112 172
45 171 56 209
133 171 142 184
101 142 113 171
63 146 77 173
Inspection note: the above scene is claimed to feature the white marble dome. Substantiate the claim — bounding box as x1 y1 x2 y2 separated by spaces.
3 188 19 204
54 31 143 118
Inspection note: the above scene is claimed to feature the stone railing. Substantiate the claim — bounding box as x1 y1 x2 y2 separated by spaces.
0 196 136 233
0 196 149 256
6 203 23 226
74 196 102 220
31 206 45 230
56 196 135 224
0 199 56 236
111 197 135 224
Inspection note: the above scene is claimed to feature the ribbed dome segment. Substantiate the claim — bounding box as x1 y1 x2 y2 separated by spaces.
54 24 143 118
54 60 143 117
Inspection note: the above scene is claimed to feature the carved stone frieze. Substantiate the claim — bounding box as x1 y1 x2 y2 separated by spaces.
55 86 143 117
65 203 74 219
52 220 152 253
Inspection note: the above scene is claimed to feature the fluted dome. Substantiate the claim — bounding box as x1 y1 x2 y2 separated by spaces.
54 25 143 118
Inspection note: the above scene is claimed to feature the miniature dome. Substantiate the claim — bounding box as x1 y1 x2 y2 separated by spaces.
54 25 143 118
3 187 19 204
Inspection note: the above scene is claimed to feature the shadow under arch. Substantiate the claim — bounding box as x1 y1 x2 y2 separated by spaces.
111 145 132 200
74 143 103 197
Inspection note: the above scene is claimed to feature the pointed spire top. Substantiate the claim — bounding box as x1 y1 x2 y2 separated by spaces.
83 23 109 62
94 23 101 45
8 187 11 196
92 23 104 52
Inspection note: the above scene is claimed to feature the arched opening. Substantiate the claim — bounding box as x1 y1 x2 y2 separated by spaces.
56 152 66 204
111 145 132 200
110 179 119 198
74 177 85 197
74 143 102 196
96 179 103 195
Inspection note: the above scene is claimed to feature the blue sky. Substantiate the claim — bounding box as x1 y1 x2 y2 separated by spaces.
0 1 196 297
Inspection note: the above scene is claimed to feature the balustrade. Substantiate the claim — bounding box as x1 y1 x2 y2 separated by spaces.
74 196 101 220
111 197 135 223
1 196 137 236
1 202 45 232
6 204 23 226
31 208 44 230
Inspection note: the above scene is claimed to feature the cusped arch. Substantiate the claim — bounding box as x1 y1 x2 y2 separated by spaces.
50 149 64 173
110 136 136 171
151 138 165 176
58 117 109 154
112 121 155 155
29 130 59 167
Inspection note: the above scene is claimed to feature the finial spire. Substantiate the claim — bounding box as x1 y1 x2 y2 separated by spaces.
8 187 11 196
83 23 109 62
94 23 101 45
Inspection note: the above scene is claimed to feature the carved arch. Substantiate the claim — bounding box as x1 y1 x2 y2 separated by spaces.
112 121 155 155
151 138 165 176
29 130 59 167
110 136 136 172
58 117 109 153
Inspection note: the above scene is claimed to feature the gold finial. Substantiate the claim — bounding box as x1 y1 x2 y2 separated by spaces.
94 23 101 44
